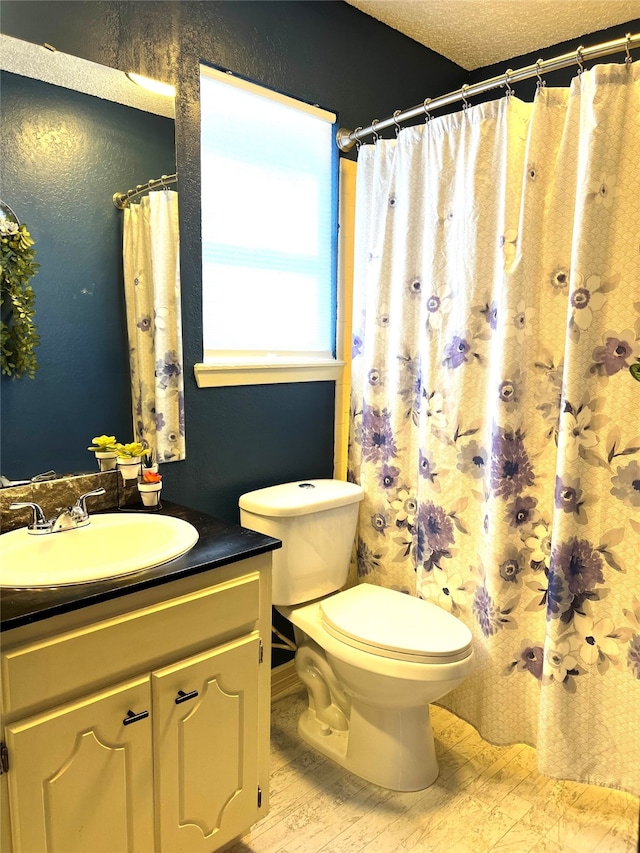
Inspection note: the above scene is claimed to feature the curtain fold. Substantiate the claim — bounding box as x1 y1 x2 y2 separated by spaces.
123 191 185 463
349 61 640 795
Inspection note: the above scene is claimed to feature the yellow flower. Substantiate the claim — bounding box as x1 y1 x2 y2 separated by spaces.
115 441 146 458
88 434 117 451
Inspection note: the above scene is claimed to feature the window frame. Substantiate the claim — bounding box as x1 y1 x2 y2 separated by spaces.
195 64 342 388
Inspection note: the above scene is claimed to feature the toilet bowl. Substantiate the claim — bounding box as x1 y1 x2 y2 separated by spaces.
279 584 473 790
239 479 474 791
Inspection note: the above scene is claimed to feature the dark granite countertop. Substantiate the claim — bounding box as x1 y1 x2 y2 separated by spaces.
0 501 280 632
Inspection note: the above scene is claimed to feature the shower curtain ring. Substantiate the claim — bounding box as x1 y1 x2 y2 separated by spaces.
393 110 403 136
625 32 632 64
423 98 432 122
576 45 584 75
354 126 363 150
535 59 546 92
504 69 514 98
371 119 380 143
461 85 470 110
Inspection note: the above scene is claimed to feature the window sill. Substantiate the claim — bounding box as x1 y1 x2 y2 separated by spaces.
194 359 345 388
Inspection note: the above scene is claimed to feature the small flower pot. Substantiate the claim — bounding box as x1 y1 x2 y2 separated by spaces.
138 482 162 507
95 451 117 472
117 456 142 480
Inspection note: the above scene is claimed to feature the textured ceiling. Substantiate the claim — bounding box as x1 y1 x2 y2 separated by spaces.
344 0 640 70
0 34 174 118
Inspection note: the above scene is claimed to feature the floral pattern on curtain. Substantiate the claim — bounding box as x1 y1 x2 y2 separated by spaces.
123 190 185 463
349 62 640 795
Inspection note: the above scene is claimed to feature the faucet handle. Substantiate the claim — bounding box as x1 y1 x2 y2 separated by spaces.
9 502 52 534
74 487 106 519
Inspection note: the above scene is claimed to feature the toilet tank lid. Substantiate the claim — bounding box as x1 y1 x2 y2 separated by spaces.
239 479 364 517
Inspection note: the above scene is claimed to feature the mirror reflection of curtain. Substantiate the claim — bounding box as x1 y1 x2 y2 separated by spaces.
350 61 640 794
123 191 185 462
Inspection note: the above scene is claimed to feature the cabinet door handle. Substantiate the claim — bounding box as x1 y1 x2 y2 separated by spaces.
123 709 150 726
175 689 199 705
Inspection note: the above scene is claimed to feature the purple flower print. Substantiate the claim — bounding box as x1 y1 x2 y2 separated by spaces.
481 301 499 330
419 502 454 551
425 285 452 333
357 538 381 578
591 333 634 376
426 294 441 313
505 495 538 528
137 315 152 332
443 336 470 369
552 537 604 598
628 635 640 679
473 586 502 636
498 379 519 406
352 335 363 359
519 645 544 679
546 568 571 621
156 351 182 389
418 450 437 483
378 464 400 490
415 501 454 570
569 274 606 334
370 512 387 535
550 268 569 293
610 461 640 508
490 428 535 499
554 475 584 515
499 557 522 584
361 404 398 464
368 368 381 386
457 440 488 480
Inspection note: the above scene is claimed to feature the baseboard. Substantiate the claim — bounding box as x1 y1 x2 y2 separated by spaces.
271 660 301 703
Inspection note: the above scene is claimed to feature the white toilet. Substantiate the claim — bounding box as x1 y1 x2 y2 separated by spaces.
239 479 474 791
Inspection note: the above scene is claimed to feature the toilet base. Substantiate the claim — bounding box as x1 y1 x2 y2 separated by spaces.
297 699 439 792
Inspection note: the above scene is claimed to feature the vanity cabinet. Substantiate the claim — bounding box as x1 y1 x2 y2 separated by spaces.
0 554 272 853
6 676 155 852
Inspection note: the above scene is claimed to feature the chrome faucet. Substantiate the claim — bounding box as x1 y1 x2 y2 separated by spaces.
10 487 106 535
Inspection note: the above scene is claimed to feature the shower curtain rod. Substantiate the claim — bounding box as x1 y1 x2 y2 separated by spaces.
336 31 639 151
112 172 178 209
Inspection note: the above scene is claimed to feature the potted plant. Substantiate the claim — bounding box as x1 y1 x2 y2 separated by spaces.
137 468 162 507
114 441 146 480
87 434 119 471
1 214 40 380
142 449 158 474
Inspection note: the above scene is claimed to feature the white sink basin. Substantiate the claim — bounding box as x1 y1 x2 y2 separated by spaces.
0 513 199 588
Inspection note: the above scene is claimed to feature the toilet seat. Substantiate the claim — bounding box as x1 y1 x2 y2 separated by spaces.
320 584 473 664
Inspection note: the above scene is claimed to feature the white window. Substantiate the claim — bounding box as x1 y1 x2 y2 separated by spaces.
195 64 342 387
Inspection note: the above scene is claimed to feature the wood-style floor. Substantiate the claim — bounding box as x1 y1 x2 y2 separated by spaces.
224 685 639 853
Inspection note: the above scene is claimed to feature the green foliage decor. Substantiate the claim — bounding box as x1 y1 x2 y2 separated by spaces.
0 220 40 379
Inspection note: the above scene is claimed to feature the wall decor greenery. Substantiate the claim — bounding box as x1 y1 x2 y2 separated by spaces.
0 209 40 379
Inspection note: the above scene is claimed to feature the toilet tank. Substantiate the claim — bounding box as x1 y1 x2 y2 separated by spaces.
239 479 364 605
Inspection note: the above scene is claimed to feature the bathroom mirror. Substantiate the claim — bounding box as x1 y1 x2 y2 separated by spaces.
0 35 176 481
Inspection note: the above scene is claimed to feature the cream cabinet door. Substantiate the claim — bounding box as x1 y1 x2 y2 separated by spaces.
5 676 154 853
152 632 261 853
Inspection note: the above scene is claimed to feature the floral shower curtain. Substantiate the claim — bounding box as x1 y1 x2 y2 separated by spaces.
123 190 186 463
349 61 640 795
